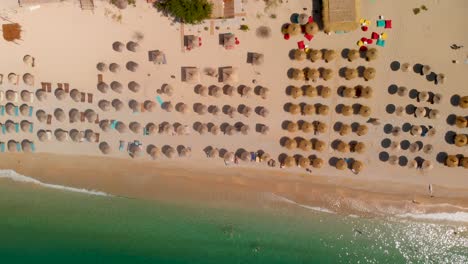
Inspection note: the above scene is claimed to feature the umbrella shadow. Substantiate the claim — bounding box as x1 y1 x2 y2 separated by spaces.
285 85 295 96
288 49 296 60
450 94 460 106
386 104 396 114
341 48 350 59
400 140 410 150
408 89 419 99
390 61 400 71
446 114 457 125
444 131 456 144
426 72 436 82
381 138 391 148
337 85 346 97
413 63 423 74
351 122 360 132
338 67 347 78
351 103 361 114
405 104 416 115
357 66 365 78
256 123 266 133
388 84 398 94
287 68 295 79
333 121 343 132
278 153 288 163
398 156 408 167
383 124 393 134
283 103 292 112
436 152 448 164
379 151 390 162
402 123 412 132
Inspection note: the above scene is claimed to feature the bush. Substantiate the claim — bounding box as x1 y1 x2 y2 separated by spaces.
240 25 249 31
155 0 213 24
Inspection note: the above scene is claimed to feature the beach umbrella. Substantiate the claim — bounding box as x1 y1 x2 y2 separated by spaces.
146 123 157 135
159 122 171 134
322 69 334 81
341 105 353 116
210 125 220 135
99 120 111 132
259 125 269 135
436 74 445 84
287 24 301 36
298 13 309 25
239 151 250 162
291 68 305 81
433 93 442 104
162 102 173 112
309 49 322 62
109 63 120 73
5 104 14 116
423 144 433 154
126 41 140 52
395 106 405 116
54 108 66 122
209 105 220 115
251 53 264 65
401 63 411 72
129 122 142 134
409 142 420 153
390 141 400 151
284 156 296 168
225 125 237 135
195 104 207 115
335 159 347 170
343 87 355 98
312 158 324 168
422 65 431 75
99 142 111 155
143 101 156 112
365 48 378 61
6 90 16 101
356 124 368 136
23 55 33 66
298 157 310 168
455 116 467 128
116 122 127 133
427 127 436 137
459 96 468 109
110 81 123 93
112 41 124 52
289 104 301 115
129 144 142 158
8 73 17 84
363 67 376 81
410 125 422 136
207 148 219 159
161 84 173 96
112 99 124 111
7 141 17 152
397 86 408 97
301 122 314 133
352 161 364 173
96 62 107 72
98 100 111 111
5 121 15 133
69 89 81 102
354 142 366 153
224 105 236 117
176 103 189 114
306 68 320 82
303 104 315 115
347 49 359 62
126 61 138 72
258 107 269 117
36 89 47 101
323 50 336 62
428 109 440 119
69 109 80 123
446 155 459 167
389 155 398 165
126 81 141 93
54 129 67 142
178 146 191 158
418 91 429 102
408 159 417 169
19 104 29 116
96 82 109 93
299 139 312 151
340 124 351 136
240 86 252 97
210 86 222 98
316 122 327 134
285 138 297 149
455 134 467 147
224 152 235 163
345 68 358 80
304 85 317 97
85 109 97 123
21 91 32 102
240 124 250 135
461 157 468 169
23 73 34 86
37 130 48 142
320 86 331 98
318 105 329 116
198 85 209 97
314 140 326 152
128 100 139 112
174 124 187 135
259 153 270 162
414 107 426 118
294 49 306 61
290 86 302 98
196 123 208 135
337 141 350 153
258 86 269 99
361 86 373 98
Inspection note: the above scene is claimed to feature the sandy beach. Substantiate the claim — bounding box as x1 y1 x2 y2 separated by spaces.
0 0 466 218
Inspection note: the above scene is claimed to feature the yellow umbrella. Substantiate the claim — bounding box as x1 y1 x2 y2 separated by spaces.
285 138 298 149
320 86 331 98
287 24 301 36
340 124 352 136
459 96 468 109
290 86 303 98
446 155 459 168
294 49 307 61
303 104 316 115
289 104 301 115
454 134 467 147
291 68 305 81
455 116 467 128
312 158 324 168
347 49 359 62
324 50 337 62
301 122 314 133
345 68 358 80
363 67 376 81
356 124 368 136
304 85 318 97
306 68 320 82
315 122 327 134
342 105 353 116
361 86 373 98
335 159 347 170
310 49 322 62
359 105 371 117
352 160 364 173
354 142 366 153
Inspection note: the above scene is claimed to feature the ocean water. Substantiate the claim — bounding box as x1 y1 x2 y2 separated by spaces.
0 174 467 264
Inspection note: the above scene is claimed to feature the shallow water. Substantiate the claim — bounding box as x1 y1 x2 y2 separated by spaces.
0 179 467 264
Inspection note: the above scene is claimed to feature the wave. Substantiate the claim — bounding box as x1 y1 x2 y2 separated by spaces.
397 212 468 223
0 169 111 197
266 193 335 214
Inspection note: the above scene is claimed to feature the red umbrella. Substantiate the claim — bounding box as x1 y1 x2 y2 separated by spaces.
371 32 379 39
367 39 373 44
361 37 367 42
284 34 290 40
362 26 368 31
304 34 313 41
360 46 368 52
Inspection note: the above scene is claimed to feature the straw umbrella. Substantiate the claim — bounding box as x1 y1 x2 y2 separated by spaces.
397 86 408 97
7 141 17 152
314 140 326 152
310 49 322 62
354 142 366 154
345 68 358 80
129 100 139 111
196 123 208 135
423 144 433 154
208 147 219 159
5 90 16 101
305 21 319 33
197 85 209 97
320 86 331 98
461 157 468 169
23 73 34 86
335 140 349 153
37 130 48 142
109 63 120 73
54 89 67 101
318 105 329 116
84 109 97 123
289 104 301 115
99 120 111 132
414 107 426 118
126 41 140 52
365 48 378 61
335 159 347 170
359 105 371 117
298 156 310 168
110 81 123 93
459 96 468 109
352 160 364 173
454 134 467 147
240 86 252 97
436 74 445 84
301 122 314 133
401 63 411 72
294 49 306 61
158 122 171 134
129 122 142 134
54 129 67 142
363 67 376 81
418 91 429 102
238 151 250 162
251 53 264 65
5 121 15 133
36 89 47 101
323 50 336 62
18 121 29 133
361 86 373 99
146 123 158 135
97 62 107 72
408 159 417 169
287 121 298 133
143 101 156 112
356 124 368 136
286 24 301 36
410 125 422 136
240 124 250 135
258 107 269 117
428 109 440 119
422 65 431 75
446 155 459 167
98 100 111 112
99 142 111 155
126 61 138 72
21 91 32 102
210 124 220 135
291 68 305 81
316 122 327 134
427 127 436 137
433 93 442 104
54 108 66 122
224 125 236 136
113 41 124 52
20 104 29 116
161 84 173 96
409 142 420 153
322 69 333 81
421 160 433 171
341 105 353 116
455 116 467 128
209 86 222 98
116 122 127 133
178 146 191 158
285 138 297 149
224 152 235 163
299 139 312 151
340 124 352 136
128 81 141 93
306 68 320 82
69 89 80 102
343 87 355 98
8 73 17 84
258 86 269 99
283 156 296 168
5 104 14 116
390 141 400 151
304 85 317 97
194 104 207 115
68 109 79 123
389 155 399 165
224 105 236 117
290 86 303 98
176 103 189 114
312 158 324 168
112 99 124 111
259 124 269 135
303 104 315 115
347 49 359 62
395 106 405 116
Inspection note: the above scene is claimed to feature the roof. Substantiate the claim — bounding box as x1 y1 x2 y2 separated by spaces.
209 0 235 19
18 0 62 5
322 0 360 33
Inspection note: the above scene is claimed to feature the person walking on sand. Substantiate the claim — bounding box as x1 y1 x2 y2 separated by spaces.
428 184 434 197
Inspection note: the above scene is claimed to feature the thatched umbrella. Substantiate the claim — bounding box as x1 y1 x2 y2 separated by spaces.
143 101 156 112
161 84 173 96
318 105 329 116
97 82 109 93
146 123 158 135
19 104 29 116
129 122 142 134
455 116 467 128
301 122 314 133
387 155 398 165
335 159 347 170
299 139 312 151
126 61 138 72
303 104 315 115
99 142 111 155
224 105 236 117
422 160 433 171
162 101 173 112
294 49 307 61
285 138 297 149
5 121 15 133
8 73 17 84
395 106 405 116
98 100 111 111
286 24 301 36
390 141 401 151
343 87 355 98
99 120 111 132
306 68 320 82
5 104 14 116
126 41 140 52
410 125 422 136
312 158 324 168
69 109 80 123
54 108 66 122
116 122 127 133
23 73 34 86
421 65 431 75
258 107 269 117
239 151 250 162
286 121 298 133
309 49 322 62
210 124 220 135
423 144 433 154
352 160 364 173
366 48 378 61
391 127 402 137
418 91 429 102
397 86 408 97
316 122 327 134
359 105 371 117
304 85 317 97
428 109 440 119
446 155 459 167
259 152 270 162
197 85 209 97
414 107 426 118
259 125 269 135
407 159 417 168
147 145 161 160
289 104 301 115
224 152 235 163
240 124 250 135
37 130 48 142
196 123 208 135
409 142 420 153
459 96 468 109
354 142 366 153
128 81 141 93
361 86 373 98
6 90 16 101
305 22 319 34
340 124 352 136
433 93 442 104
251 53 264 65
291 68 305 81
342 105 353 116
128 100 139 112
345 68 358 80
97 62 107 72
112 41 124 52
436 74 445 84
128 144 142 158
20 120 31 132
176 103 189 114
337 141 350 153
54 129 67 142
290 86 303 98
210 86 222 98
69 89 80 102
85 109 97 123
320 86 331 98
225 125 236 135
322 69 333 81
109 63 120 73
7 141 17 152
159 122 171 134
23 55 33 66
347 49 359 62
258 86 269 99
363 67 376 81
36 89 47 101
314 140 326 152
194 104 207 115
240 86 252 97
109 81 122 93
284 156 296 168
461 157 468 169
298 156 310 168
401 63 411 72
356 124 368 136
455 134 467 147
21 90 32 102
112 99 124 111
323 50 336 62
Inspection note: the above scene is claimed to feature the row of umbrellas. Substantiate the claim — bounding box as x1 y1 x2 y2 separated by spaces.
343 67 376 81
287 103 330 116
337 123 369 136
283 137 327 151
1 120 33 133
334 159 364 173
184 67 238 83
387 156 433 170
35 88 91 103
284 120 327 134
280 155 327 169
287 85 331 98
36 109 98 123
340 85 373 98
98 81 142 94
37 129 98 143
415 90 442 104
338 104 372 117
1 140 34 152
195 85 268 99
386 141 433 154
97 61 139 73
290 68 334 81
1 90 34 102
445 155 468 168
332 140 366 153
299 48 378 63
389 125 436 137
2 73 34 86
2 103 32 117
112 41 140 53
222 150 271 164
128 145 191 159
282 22 319 36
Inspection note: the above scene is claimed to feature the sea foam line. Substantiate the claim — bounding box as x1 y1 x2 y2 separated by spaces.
267 193 335 214
397 212 468 223
0 169 111 197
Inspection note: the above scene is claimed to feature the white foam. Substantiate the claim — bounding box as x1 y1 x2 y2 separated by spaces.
0 169 111 197
267 193 335 214
397 212 468 223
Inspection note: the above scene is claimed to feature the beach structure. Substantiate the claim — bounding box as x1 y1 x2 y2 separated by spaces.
220 67 238 83
183 67 200 83
322 0 360 33
2 23 21 42
209 0 236 19
184 35 201 50
148 50 166 64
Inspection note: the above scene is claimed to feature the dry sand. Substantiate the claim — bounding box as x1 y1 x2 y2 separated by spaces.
0 0 466 215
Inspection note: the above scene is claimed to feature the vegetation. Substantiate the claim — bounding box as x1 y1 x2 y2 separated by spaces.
154 0 213 24
240 25 250 31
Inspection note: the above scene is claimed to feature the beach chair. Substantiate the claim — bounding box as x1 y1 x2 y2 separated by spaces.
87 93 93 103
46 130 52 140
0 142 4 152
47 114 52 125
1 125 5 134
0 91 3 102
80 112 85 122
376 20 385 27
385 20 392 29
14 106 19 116
250 152 256 162
0 105 4 116
15 123 19 133
41 82 47 91
29 123 33 133
371 32 379 39
297 40 305 50
110 120 117 130
376 39 386 47
156 95 164 106
16 142 21 152
28 106 33 117
57 83 63 89
14 92 19 103
64 83 70 93
80 92 86 102
95 133 100 142
141 103 146 112
47 85 52 93
119 141 124 152
143 128 148 136
31 142 36 152
98 74 103 83
304 34 313 41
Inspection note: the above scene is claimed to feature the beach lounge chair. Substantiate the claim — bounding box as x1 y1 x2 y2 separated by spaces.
31 142 36 152
376 39 386 47
119 141 124 152
371 32 379 39
156 96 164 106
16 142 21 152
41 82 47 91
143 128 148 136
57 83 63 89
46 130 52 140
95 133 100 142
47 85 52 93
1 125 5 134
0 142 4 152
98 74 103 83
94 114 99 124
15 123 19 133
80 92 86 102
304 34 313 41
14 106 19 116
110 120 117 129
29 123 33 133
80 112 85 122
0 105 4 116
297 40 305 50
385 20 392 29
250 152 256 162
376 20 385 27
47 114 52 125
87 93 93 103
28 106 33 117
64 83 70 93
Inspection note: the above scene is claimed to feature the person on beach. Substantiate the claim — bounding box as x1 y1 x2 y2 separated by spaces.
450 44 463 50
428 184 434 197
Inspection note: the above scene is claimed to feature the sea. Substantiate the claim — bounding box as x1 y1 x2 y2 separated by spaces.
0 170 467 264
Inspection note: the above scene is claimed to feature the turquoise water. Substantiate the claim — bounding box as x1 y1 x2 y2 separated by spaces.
0 180 467 264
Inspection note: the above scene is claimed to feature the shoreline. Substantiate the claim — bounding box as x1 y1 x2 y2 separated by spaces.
2 153 468 223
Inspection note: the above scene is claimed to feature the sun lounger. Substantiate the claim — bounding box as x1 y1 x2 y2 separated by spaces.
80 112 85 122
31 142 35 152
46 130 52 140
304 34 313 41
64 83 70 93
371 32 379 39
119 141 124 151
0 105 4 116
0 142 4 152
16 142 21 152
385 20 392 29
47 114 52 125
94 114 99 124
297 40 305 50
28 106 33 117
29 123 33 133
15 123 19 133
0 91 3 102
14 106 19 116
143 128 148 136
376 20 385 27
376 39 386 47
156 96 164 105
110 120 117 129
41 82 47 91
80 92 86 102
98 74 103 83
57 83 63 89
47 86 51 93
14 93 19 103
1 125 5 134
95 133 100 142
87 93 93 103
